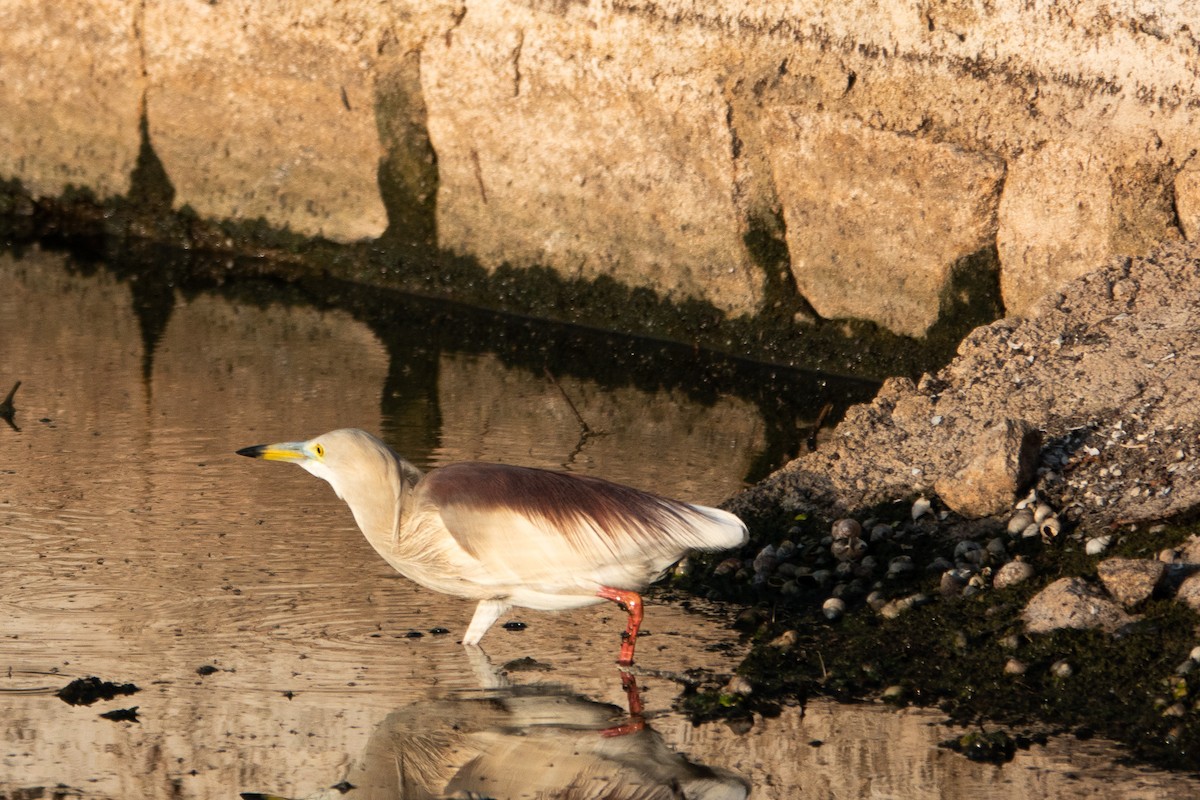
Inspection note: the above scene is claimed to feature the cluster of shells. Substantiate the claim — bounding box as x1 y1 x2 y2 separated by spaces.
717 493 1076 624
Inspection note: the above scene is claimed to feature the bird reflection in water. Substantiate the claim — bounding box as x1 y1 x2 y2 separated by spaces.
242 650 749 800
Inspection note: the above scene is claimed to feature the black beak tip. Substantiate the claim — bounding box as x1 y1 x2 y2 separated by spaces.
236 445 263 458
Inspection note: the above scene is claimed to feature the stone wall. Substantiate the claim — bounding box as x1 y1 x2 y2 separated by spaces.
2 0 1198 336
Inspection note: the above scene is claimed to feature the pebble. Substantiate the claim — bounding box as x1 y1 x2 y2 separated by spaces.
769 629 799 650
954 540 985 567
714 557 742 576
927 556 954 572
724 675 754 696
912 497 932 520
993 559 1035 589
870 523 893 542
831 536 867 562
1085 535 1113 556
1007 509 1035 535
831 518 862 541
940 569 972 596
887 556 915 578
866 590 888 611
879 593 928 619
1004 658 1027 675
881 685 906 702
823 597 846 620
1050 660 1073 678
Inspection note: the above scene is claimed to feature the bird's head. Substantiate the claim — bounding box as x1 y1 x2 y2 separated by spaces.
236 428 416 501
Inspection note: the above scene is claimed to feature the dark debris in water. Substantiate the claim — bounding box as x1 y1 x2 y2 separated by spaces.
940 729 1019 763
99 706 139 724
429 627 450 635
502 621 527 631
56 677 140 706
196 664 219 676
502 656 553 673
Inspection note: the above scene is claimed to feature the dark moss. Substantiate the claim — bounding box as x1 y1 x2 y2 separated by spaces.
675 508 1200 772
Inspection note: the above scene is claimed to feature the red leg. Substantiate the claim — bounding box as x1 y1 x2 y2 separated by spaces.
596 586 644 665
601 671 646 737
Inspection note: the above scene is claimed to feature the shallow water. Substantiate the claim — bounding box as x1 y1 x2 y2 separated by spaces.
1 246 1196 798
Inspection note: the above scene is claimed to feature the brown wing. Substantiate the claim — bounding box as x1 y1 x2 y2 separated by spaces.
413 463 744 588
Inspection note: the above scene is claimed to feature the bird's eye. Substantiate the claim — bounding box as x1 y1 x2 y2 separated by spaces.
314 443 325 458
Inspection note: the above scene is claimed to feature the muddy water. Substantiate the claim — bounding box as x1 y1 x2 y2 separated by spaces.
1 247 1196 798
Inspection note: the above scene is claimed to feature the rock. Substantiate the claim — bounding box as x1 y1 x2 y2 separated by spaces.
1050 659 1074 679
940 569 972 597
1004 658 1027 675
886 556 915 578
730 241 1200 533
822 597 846 620
1175 573 1200 613
768 630 799 650
933 419 1042 518
993 558 1035 590
723 675 753 696
1006 509 1035 536
1096 558 1164 608
1178 536 1200 564
1022 577 1137 635
879 593 929 620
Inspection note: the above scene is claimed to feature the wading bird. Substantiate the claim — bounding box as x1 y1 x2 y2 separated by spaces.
237 428 747 664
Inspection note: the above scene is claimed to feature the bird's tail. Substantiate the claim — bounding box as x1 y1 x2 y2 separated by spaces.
685 504 749 551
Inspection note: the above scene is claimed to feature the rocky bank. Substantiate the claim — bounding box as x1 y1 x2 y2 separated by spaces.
683 239 1200 770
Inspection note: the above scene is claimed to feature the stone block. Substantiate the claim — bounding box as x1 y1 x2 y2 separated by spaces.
762 111 1003 337
996 143 1114 316
0 0 142 199
420 1 762 317
141 0 439 242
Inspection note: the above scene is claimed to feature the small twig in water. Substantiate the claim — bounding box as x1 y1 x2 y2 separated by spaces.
544 368 600 437
806 402 834 451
